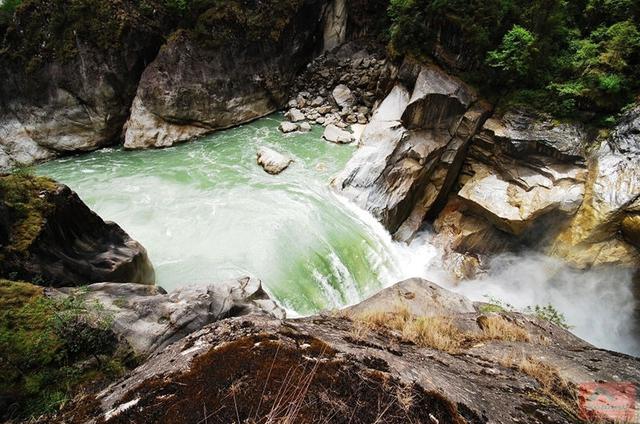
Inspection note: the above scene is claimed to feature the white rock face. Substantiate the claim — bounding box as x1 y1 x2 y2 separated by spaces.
279 121 299 133
323 124 353 144
124 98 208 149
332 84 356 108
256 146 293 175
285 108 306 122
333 65 489 239
458 162 586 235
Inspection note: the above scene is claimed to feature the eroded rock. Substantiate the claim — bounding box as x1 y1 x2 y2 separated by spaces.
334 62 491 239
57 276 284 356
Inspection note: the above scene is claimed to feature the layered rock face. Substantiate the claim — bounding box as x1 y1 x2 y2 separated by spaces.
0 0 169 171
0 175 154 286
64 279 640 423
123 0 328 149
333 60 491 240
550 106 640 268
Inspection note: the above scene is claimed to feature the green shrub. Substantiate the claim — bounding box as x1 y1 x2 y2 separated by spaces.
387 0 640 122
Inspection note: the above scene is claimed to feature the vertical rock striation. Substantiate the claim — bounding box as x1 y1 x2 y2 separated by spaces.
333 60 491 241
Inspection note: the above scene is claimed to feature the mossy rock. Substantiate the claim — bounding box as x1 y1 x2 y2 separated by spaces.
0 173 57 261
0 279 132 420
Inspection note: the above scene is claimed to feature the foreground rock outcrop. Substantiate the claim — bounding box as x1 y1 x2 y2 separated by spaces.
60 279 640 423
0 174 154 286
55 276 284 356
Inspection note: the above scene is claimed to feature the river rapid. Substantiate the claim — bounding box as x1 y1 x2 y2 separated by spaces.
37 115 639 356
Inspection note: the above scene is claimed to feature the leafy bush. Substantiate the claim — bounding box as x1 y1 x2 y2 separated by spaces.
0 280 130 420
388 0 640 122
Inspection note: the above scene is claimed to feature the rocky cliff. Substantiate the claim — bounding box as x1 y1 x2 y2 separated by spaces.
0 0 172 170
0 174 154 286
335 55 640 280
123 0 329 149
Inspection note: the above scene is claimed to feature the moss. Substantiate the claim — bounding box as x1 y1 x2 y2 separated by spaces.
1 0 171 71
189 0 304 48
0 173 57 264
0 279 131 420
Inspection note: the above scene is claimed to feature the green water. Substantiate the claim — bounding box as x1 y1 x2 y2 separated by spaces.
37 115 419 315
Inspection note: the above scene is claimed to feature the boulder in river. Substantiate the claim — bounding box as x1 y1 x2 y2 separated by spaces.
279 121 299 133
64 279 640 423
0 174 154 286
323 124 353 144
256 147 293 175
285 108 306 122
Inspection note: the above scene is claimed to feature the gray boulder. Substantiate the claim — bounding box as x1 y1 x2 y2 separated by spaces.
323 124 353 144
60 276 284 356
256 147 293 175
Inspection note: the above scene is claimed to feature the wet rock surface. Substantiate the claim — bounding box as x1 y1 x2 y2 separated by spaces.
61 279 640 424
0 176 154 286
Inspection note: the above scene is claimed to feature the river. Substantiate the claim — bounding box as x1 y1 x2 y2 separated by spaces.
36 115 639 355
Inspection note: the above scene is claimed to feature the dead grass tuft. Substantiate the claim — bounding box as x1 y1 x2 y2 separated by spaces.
478 315 530 343
350 306 531 354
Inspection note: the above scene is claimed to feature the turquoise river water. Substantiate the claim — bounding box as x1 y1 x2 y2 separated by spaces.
36 115 433 315
36 115 638 355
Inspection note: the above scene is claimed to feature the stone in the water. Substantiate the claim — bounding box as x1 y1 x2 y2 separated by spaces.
323 124 353 144
256 147 293 175
332 84 356 108
256 146 293 175
279 121 299 133
285 108 306 122
299 122 312 132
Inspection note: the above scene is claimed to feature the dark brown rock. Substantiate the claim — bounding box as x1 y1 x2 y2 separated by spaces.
0 176 154 286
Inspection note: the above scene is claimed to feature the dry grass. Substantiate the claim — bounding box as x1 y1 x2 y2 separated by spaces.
350 306 531 353
500 354 584 421
402 317 465 353
478 315 531 343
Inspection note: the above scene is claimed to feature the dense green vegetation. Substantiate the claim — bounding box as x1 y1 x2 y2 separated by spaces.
388 0 640 122
0 280 133 419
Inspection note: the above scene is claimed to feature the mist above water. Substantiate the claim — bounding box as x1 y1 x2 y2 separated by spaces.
442 252 639 356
